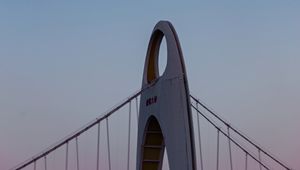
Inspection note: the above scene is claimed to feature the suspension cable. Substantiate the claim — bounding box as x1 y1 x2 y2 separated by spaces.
216 129 220 170
227 126 233 170
65 141 69 170
106 118 111 170
190 95 291 170
127 101 132 170
135 97 139 123
12 87 291 170
245 152 248 170
11 88 144 170
96 122 101 170
196 101 204 170
44 156 47 170
33 161 36 170
259 149 262 170
191 104 270 170
76 137 79 170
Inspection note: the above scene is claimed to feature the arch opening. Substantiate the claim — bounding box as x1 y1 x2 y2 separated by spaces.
146 30 167 84
158 36 167 77
141 116 166 170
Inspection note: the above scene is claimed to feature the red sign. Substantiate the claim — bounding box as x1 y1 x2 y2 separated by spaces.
146 96 157 106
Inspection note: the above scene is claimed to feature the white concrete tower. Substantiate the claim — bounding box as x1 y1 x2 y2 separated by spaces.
136 21 196 170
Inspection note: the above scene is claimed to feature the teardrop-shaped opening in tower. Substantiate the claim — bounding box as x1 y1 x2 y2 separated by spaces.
146 30 167 84
158 36 167 77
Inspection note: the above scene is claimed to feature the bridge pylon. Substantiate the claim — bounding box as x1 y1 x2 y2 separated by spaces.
136 21 196 170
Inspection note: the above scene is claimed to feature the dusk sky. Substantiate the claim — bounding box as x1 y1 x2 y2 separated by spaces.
1 1 299 170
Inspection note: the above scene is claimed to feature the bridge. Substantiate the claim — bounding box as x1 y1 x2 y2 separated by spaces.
10 21 292 170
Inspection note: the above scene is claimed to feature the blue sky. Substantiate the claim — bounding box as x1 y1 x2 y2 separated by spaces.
1 1 299 169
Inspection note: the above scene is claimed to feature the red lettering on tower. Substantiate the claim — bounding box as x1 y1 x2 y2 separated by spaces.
146 96 157 106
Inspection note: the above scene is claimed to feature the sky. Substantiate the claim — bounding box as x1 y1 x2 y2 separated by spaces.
0 1 299 169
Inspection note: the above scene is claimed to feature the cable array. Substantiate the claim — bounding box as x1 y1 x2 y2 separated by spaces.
10 89 142 170
190 94 291 170
9 88 292 170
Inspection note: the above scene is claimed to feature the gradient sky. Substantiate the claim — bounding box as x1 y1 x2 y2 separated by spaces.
1 1 299 170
